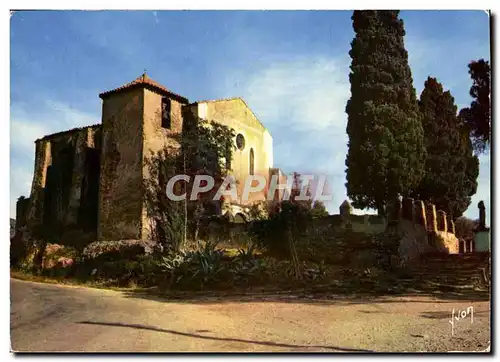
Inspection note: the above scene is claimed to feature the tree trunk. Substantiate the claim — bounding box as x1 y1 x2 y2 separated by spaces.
34 240 47 273
287 215 302 279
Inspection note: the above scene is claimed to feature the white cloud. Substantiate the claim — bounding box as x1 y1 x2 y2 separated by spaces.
221 49 490 218
405 33 490 107
222 55 357 214
152 11 159 24
243 56 350 133
10 118 49 159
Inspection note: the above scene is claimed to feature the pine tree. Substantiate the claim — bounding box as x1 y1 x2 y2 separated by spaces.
459 59 491 154
345 10 426 214
416 77 479 218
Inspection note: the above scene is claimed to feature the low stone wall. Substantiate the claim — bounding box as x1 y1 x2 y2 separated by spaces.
402 197 456 236
397 219 434 263
201 199 459 265
432 231 459 254
311 214 386 235
397 220 459 264
204 214 387 244
199 215 397 270
398 197 460 259
339 214 387 234
293 227 399 268
198 217 251 249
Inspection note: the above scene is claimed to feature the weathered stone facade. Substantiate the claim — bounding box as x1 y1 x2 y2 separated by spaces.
17 74 277 241
22 125 101 233
188 98 274 206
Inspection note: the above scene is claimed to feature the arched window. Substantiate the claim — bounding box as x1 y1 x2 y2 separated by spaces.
249 148 255 176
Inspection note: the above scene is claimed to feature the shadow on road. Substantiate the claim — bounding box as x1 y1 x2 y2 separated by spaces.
77 320 374 352
420 310 490 320
120 286 490 307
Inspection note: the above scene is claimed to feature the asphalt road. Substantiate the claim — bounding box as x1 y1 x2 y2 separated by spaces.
10 279 491 352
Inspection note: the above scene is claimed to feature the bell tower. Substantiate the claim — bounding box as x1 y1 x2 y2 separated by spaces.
97 74 189 240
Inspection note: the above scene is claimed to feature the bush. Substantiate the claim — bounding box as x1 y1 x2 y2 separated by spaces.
42 243 78 269
248 219 289 257
229 244 269 286
158 241 335 290
160 241 228 289
10 228 43 271
10 231 27 268
82 254 162 287
455 217 478 242
82 240 156 261
158 241 275 290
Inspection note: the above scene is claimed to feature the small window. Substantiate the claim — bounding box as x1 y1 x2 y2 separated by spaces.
249 148 255 176
161 97 171 129
236 133 245 150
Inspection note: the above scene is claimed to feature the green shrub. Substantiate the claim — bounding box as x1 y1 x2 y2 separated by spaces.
87 255 162 287
160 241 228 289
158 241 275 290
82 240 155 261
42 243 78 269
229 244 269 286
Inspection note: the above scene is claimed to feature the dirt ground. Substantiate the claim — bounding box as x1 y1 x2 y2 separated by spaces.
10 279 490 352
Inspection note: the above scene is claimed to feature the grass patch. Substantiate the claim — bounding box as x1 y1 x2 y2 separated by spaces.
10 270 147 293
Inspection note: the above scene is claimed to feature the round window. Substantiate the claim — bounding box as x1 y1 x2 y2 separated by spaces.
236 133 245 150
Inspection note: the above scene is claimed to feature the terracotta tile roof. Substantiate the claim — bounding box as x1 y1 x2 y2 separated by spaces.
99 74 189 103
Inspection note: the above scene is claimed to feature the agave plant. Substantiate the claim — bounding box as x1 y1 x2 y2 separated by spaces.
195 241 225 262
230 244 268 285
160 250 189 271
235 243 257 265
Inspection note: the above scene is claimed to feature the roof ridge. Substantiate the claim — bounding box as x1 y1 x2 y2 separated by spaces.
99 74 189 103
193 97 267 131
194 96 243 104
36 123 101 142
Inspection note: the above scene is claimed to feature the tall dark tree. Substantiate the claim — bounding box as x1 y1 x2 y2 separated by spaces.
345 10 426 215
459 59 491 154
415 77 479 218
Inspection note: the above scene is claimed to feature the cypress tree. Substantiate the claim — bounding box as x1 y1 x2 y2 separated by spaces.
416 77 479 218
458 59 491 154
345 10 425 214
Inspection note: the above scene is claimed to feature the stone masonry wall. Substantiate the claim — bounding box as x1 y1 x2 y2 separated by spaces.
98 89 144 240
65 126 101 226
198 98 273 206
15 197 30 230
140 88 186 240
24 125 101 233
26 140 52 227
398 197 459 262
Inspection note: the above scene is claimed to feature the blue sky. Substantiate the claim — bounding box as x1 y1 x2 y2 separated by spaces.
10 10 491 222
